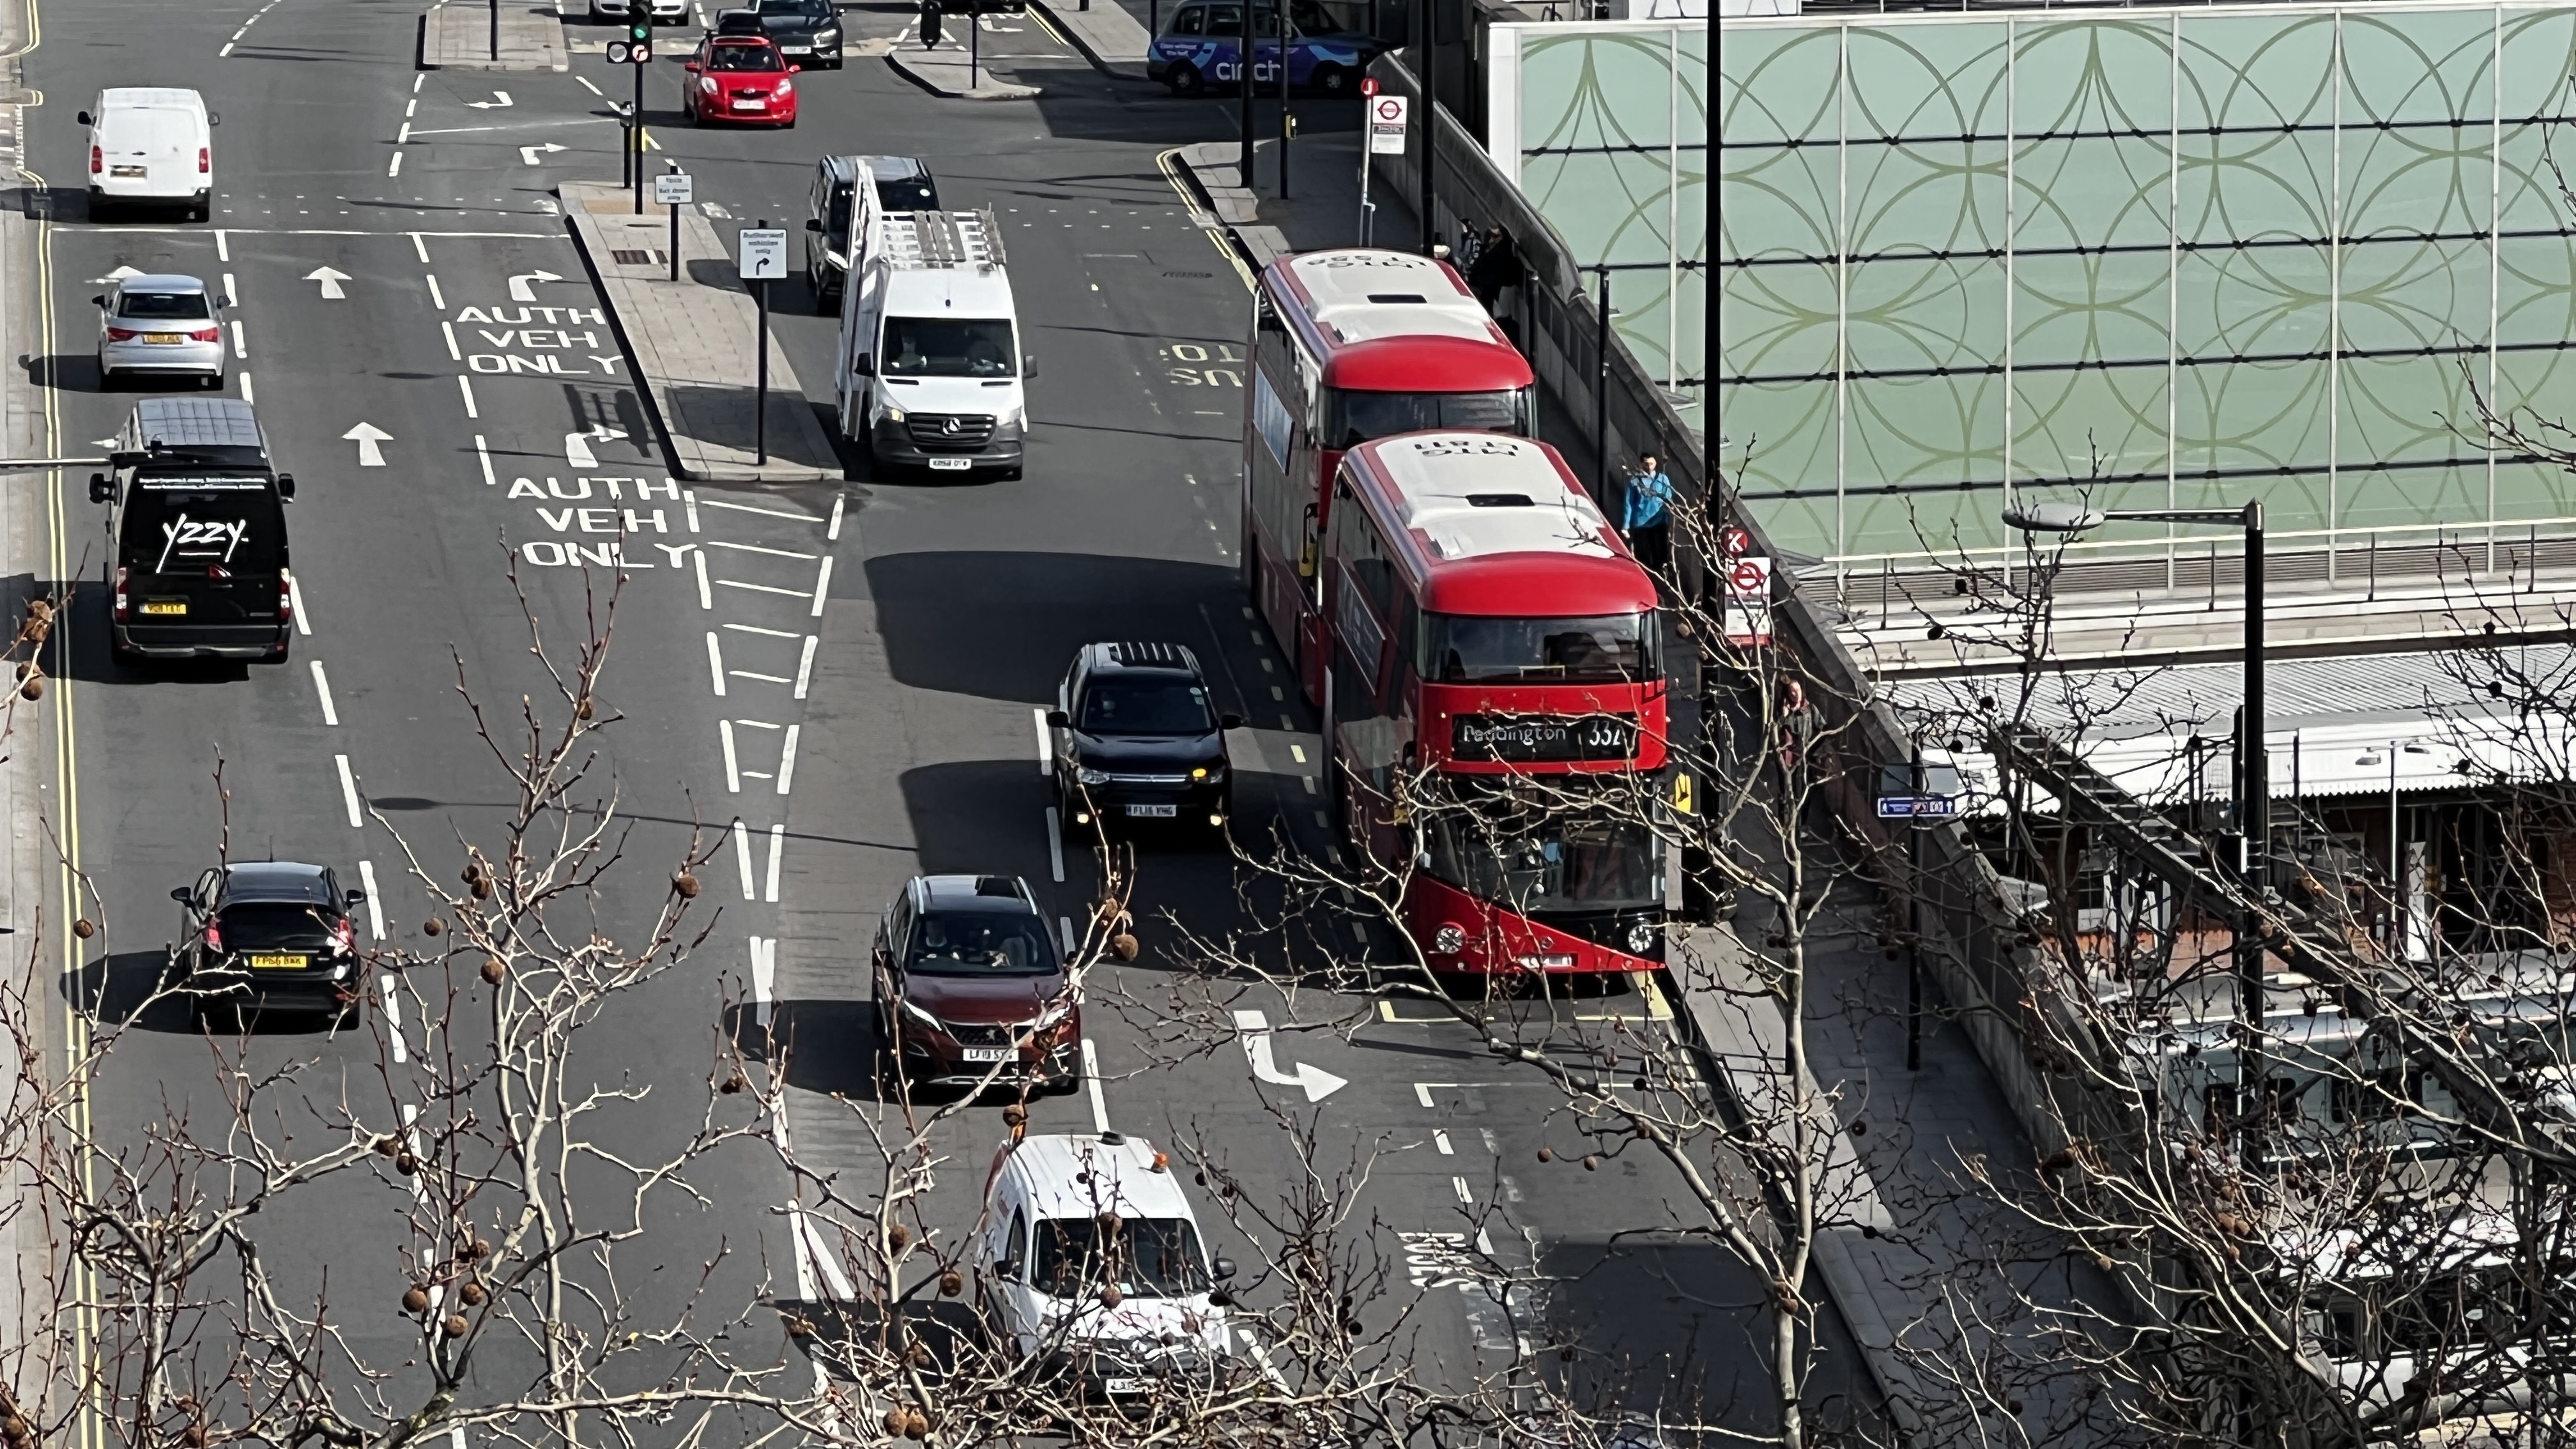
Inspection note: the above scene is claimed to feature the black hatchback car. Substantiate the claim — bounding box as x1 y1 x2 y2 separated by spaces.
170 862 367 1024
719 0 843 65
1050 642 1239 842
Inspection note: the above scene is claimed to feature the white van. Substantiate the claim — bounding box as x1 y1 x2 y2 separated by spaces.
82 89 215 221
972 1131 1238 1400
834 207 1033 479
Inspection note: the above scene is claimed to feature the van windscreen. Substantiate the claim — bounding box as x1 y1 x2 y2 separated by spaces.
119 477 286 574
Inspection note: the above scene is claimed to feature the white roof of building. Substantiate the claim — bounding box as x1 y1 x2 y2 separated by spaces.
1285 250 1493 346
1005 1133 1195 1222
1367 434 1614 564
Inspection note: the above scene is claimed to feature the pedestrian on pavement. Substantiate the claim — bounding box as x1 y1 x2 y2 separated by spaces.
1779 677 1816 778
921 0 944 47
1468 224 1520 310
1620 451 1673 579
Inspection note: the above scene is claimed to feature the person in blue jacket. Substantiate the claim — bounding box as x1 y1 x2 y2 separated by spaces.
1621 451 1673 578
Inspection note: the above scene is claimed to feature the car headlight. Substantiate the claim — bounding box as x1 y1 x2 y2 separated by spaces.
883 407 907 423
700 76 719 94
1030 1000 1074 1033
1627 921 1658 955
816 25 840 38
1431 924 1466 955
1076 767 1112 786
898 998 944 1032
776 78 793 96
1190 764 1222 781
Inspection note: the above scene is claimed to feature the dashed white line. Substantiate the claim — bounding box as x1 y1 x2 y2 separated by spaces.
1415 1083 1436 1108
717 719 742 791
724 622 800 638
696 494 813 523
809 556 832 617
288 573 310 635
335 755 362 827
775 725 800 795
425 273 445 309
765 823 784 902
1032 706 1052 776
221 271 237 302
220 42 234 56
238 370 254 404
749 934 776 1027
706 539 816 561
456 375 477 418
441 321 461 360
732 820 755 900
792 634 817 699
692 551 711 609
1059 916 1076 954
358 861 386 940
1081 1038 1110 1135
1045 808 1065 882
1452 1176 1473 1205
411 231 431 264
401 1103 424 1202
827 494 845 540
683 488 702 531
397 121 411 144
379 973 407 1063
309 660 339 725
413 72 425 93
215 231 230 263
705 631 726 696
577 74 604 96
229 321 247 361
387 152 402 179
473 434 494 487
1434 1129 1453 1155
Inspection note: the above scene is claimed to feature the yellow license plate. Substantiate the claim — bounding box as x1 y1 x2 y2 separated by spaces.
248 953 307 970
146 333 183 344
141 601 186 615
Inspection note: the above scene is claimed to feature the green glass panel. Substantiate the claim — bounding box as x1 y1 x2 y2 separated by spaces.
1846 481 2001 560
2012 250 2172 367
1613 272 1682 387
2488 459 2576 522
1848 254 2006 376
1846 371 2004 493
2174 358 2329 477
1719 146 1836 263
2011 135 2174 252
2012 19 2172 138
1522 32 1679 156
1846 23 2008 142
2494 122 2572 233
1717 25 1839 146
1749 494 1839 564
2338 353 2481 473
2334 460 2484 532
2342 125 2489 238
2495 235 2576 346
2337 234 2489 354
2498 8 2576 116
2176 128 2334 245
1675 25 1708 150
2172 474 2331 536
1848 139 2005 260
2175 245 2331 364
1719 379 1836 499
2177 13 2337 130
2340 10 2495 128
1721 261 1835 381
1525 148 1684 272
2011 366 2170 486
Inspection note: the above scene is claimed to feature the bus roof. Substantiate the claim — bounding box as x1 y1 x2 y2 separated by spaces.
1342 433 1655 618
1268 249 1534 395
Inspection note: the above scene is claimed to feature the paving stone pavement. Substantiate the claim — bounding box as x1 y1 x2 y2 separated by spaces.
418 2 568 71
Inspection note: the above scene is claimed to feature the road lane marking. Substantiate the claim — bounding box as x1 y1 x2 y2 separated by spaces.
335 755 362 827
411 231 430 263
706 539 815 560
229 320 247 359
719 720 740 791
1059 916 1075 954
724 622 799 638
1452 1176 1473 1205
717 579 807 599
396 122 411 144
1233 1009 1349 1101
474 434 494 486
387 153 401 180
402 1104 424 1202
425 274 445 309
309 661 338 725
732 820 755 899
795 1206 857 1299
456 375 477 418
749 934 776 1027
693 551 711 608
379 973 406 1063
406 98 417 119
1081 1038 1110 1135
765 824 784 902
1032 707 1050 775
810 556 832 616
1045 808 1064 882
358 861 386 940
776 725 800 795
696 495 816 523
704 632 725 696
441 321 461 360
732 671 790 686
577 75 602 96
1290 743 1306 763
414 72 425 93
288 574 310 635
238 370 254 403
793 634 816 699
221 271 236 301
215 231 229 262
1434 1129 1453 1154
827 494 844 539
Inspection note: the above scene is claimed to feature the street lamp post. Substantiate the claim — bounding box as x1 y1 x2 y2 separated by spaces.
2354 742 2432 960
2003 499 2268 1131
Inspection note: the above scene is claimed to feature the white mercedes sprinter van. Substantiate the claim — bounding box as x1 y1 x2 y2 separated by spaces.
82 89 215 221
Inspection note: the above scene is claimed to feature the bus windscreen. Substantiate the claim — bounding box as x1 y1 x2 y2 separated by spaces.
1326 388 1526 449
1423 809 1662 914
1423 613 1653 684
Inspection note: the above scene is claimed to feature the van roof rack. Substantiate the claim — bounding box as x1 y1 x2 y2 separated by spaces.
875 208 1007 272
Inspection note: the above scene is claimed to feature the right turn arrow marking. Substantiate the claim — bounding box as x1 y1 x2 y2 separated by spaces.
1233 1009 1347 1103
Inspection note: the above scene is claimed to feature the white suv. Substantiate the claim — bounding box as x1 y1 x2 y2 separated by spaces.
588 0 689 19
972 1131 1239 1401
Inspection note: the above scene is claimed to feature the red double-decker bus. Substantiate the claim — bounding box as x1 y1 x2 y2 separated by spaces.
1242 248 1535 706
1321 431 1669 977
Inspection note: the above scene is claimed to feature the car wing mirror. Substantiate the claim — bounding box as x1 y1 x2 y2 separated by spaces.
75 111 90 126
171 886 194 905
208 112 218 126
90 295 105 309
805 217 822 231
1218 712 1242 731
1022 353 1039 378
88 473 112 505
684 60 701 72
344 889 369 908
1212 1255 1238 1280
790 63 803 72
851 353 874 376
276 473 296 501
1045 709 1070 728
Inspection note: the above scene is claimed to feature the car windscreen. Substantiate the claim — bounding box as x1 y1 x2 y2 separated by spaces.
1326 388 1527 449
116 292 211 321
880 317 1016 378
907 910 1056 976
118 477 286 574
873 172 938 211
825 181 854 245
707 42 784 70
758 0 831 13
217 901 334 951
1034 1216 1209 1299
1078 676 1213 734
1422 612 1654 683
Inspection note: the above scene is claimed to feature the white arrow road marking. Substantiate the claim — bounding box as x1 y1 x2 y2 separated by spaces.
88 266 141 284
518 141 566 166
342 422 392 467
466 89 515 108
89 436 118 448
564 425 625 469
507 268 565 302
1232 1009 1347 1102
304 266 350 300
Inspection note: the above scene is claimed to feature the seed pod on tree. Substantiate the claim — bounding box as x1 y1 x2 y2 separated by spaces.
442 1315 468 1339
672 871 701 899
401 1285 429 1315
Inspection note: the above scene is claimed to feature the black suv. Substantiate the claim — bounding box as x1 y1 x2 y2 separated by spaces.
1049 642 1239 843
170 862 367 1025
93 397 296 664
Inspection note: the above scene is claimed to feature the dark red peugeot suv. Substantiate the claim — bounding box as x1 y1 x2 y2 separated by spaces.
871 875 1081 1094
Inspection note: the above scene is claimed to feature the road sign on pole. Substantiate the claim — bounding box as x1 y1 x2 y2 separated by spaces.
1722 553 1773 647
1719 523 1753 557
1875 795 1960 820
737 227 788 281
1368 94 1408 156
656 170 692 280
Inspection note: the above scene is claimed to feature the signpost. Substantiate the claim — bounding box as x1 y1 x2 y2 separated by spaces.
739 222 788 466
654 169 693 280
1722 553 1772 647
617 18 654 212
1874 795 1959 820
1358 93 1406 245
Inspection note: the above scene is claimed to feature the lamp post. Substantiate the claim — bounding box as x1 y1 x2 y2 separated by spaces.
2003 498 2267 1128
2353 742 2432 960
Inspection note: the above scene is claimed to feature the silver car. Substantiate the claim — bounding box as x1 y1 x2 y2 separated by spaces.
589 0 689 20
96 273 226 387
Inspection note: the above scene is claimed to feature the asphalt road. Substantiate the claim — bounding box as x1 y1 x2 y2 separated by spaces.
17 0 1871 1435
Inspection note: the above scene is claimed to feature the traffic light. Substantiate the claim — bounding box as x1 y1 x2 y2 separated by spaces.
628 15 651 42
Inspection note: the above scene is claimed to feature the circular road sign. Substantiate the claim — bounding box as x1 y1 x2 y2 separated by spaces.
608 38 631 61
1375 96 1406 123
1361 76 1377 96
1720 524 1753 557
1728 560 1768 594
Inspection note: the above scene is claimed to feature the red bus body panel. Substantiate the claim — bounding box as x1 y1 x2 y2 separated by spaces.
1407 876 1660 976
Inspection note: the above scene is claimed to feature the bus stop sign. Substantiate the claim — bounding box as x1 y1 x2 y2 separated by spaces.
1369 96 1409 155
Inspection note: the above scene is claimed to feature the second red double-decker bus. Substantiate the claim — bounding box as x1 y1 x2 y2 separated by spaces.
1321 431 1669 977
1243 248 1535 707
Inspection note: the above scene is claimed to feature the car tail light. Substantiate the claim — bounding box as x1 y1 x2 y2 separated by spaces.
334 918 355 955
105 327 138 342
89 146 101 175
198 146 210 174
204 920 223 953
279 571 294 623
112 566 128 621
188 327 219 342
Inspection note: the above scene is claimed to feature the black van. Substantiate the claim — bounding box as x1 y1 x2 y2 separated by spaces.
90 397 296 663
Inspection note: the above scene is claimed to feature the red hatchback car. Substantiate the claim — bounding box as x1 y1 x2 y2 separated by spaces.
684 36 799 126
